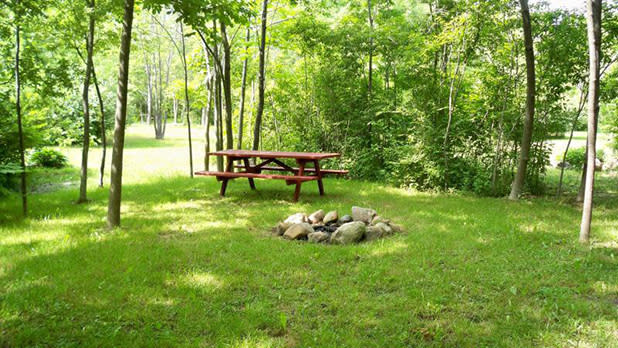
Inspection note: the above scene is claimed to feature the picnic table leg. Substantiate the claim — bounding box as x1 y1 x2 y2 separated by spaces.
242 158 256 190
220 157 234 197
293 159 306 202
313 160 325 196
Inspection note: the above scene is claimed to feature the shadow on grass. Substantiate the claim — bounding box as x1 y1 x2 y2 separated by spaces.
1 175 618 346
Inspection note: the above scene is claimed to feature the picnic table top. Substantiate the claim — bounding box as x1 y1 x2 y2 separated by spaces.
208 149 341 160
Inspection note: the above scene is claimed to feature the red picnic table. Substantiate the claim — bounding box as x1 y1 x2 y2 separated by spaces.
195 150 348 201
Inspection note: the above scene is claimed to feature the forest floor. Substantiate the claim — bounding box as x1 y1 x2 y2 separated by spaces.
1 125 617 347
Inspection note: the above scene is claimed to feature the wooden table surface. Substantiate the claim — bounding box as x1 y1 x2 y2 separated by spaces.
208 149 341 160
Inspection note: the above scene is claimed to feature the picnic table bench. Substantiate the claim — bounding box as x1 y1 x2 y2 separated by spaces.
194 150 348 201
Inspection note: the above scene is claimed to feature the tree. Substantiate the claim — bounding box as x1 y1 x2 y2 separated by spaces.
237 27 250 149
107 0 135 228
580 0 602 243
220 21 233 150
509 0 536 200
179 22 194 177
367 0 374 97
14 0 27 216
252 0 268 152
78 0 96 203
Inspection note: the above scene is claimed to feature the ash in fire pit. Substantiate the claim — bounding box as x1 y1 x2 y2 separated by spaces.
273 206 403 244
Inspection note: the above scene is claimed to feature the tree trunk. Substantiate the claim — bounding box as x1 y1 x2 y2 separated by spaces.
367 0 374 97
253 0 268 152
443 40 465 189
509 0 536 200
577 158 587 202
220 22 233 150
211 27 224 171
557 86 587 198
145 63 153 125
580 0 602 243
92 65 107 188
15 5 27 217
180 23 194 178
78 0 95 203
173 98 178 124
216 72 224 171
107 0 135 228
237 27 250 149
202 45 212 171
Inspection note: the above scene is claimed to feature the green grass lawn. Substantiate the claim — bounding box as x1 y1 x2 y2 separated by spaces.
1 125 617 347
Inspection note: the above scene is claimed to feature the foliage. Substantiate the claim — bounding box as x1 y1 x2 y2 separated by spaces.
0 163 24 196
561 147 607 170
1 0 617 198
28 148 69 168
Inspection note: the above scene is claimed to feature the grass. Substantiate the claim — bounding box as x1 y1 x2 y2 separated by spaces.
1 124 617 347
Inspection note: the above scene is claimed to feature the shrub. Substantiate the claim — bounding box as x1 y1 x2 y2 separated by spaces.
0 163 23 196
29 148 68 168
561 147 605 169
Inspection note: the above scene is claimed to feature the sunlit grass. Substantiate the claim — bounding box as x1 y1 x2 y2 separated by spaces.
0 124 617 347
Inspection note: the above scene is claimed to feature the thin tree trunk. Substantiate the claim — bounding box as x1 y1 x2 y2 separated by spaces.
205 81 213 170
216 73 224 170
180 23 194 178
78 0 95 203
557 86 587 197
237 27 250 149
107 0 135 228
153 23 165 140
161 48 172 138
393 64 397 108
443 42 464 189
15 5 27 217
202 45 212 171
580 0 602 243
577 158 587 202
509 0 536 200
252 0 268 152
173 98 178 124
367 0 374 97
145 62 153 125
220 22 233 150
249 78 256 149
212 27 223 171
92 65 107 188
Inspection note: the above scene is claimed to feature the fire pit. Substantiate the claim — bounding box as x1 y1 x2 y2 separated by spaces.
273 206 403 244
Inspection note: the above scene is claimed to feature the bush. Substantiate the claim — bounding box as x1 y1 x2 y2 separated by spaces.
29 148 68 168
0 163 23 196
561 147 605 169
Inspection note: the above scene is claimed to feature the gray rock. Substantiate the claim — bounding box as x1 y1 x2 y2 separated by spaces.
274 222 291 236
283 223 314 240
351 206 377 224
331 221 366 245
557 161 571 169
284 213 308 224
308 231 330 243
340 215 353 224
371 215 390 225
323 211 338 225
375 222 393 236
389 223 403 233
365 225 384 241
308 209 325 224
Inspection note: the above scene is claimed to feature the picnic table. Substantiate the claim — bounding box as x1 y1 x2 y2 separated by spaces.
195 150 348 201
